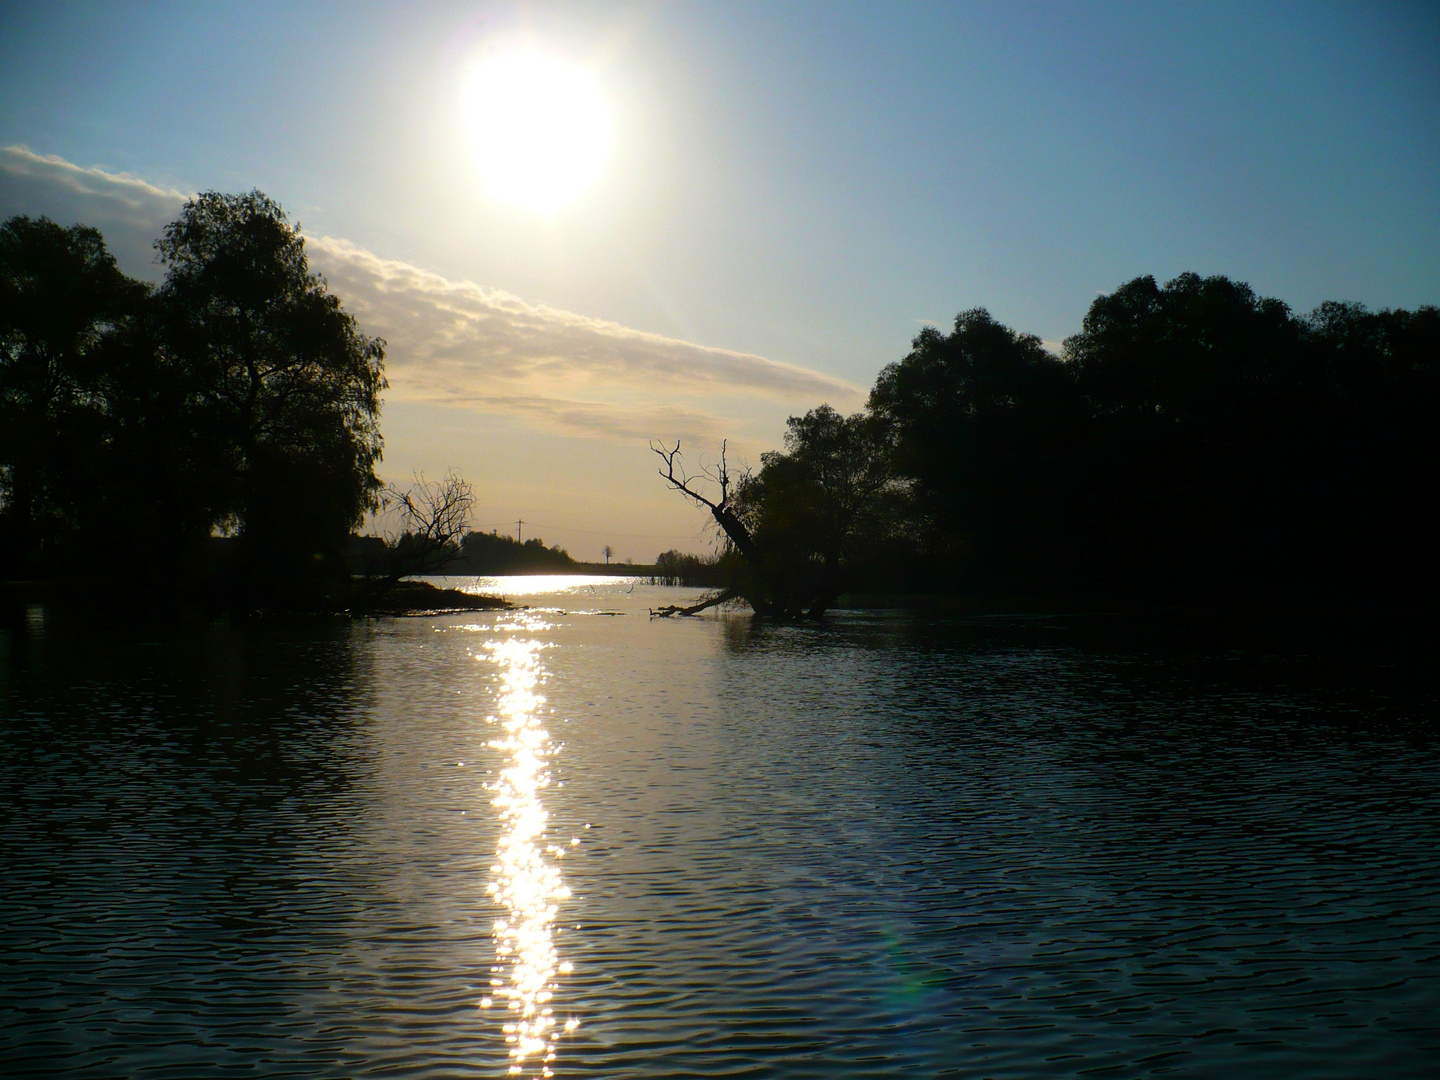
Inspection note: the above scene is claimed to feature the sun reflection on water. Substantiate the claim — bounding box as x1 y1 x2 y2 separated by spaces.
481 618 575 1077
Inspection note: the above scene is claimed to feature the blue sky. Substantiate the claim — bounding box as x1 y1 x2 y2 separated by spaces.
2 1 1437 556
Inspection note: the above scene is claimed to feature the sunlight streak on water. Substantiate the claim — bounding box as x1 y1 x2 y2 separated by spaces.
461 574 637 597
481 619 574 1077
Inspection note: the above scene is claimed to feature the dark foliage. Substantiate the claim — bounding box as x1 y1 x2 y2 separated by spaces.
0 197 386 611
0 217 150 572
154 191 386 604
679 274 1438 614
732 405 917 602
868 310 1079 594
1060 275 1438 606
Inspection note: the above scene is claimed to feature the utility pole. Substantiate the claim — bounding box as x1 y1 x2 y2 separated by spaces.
516 519 524 543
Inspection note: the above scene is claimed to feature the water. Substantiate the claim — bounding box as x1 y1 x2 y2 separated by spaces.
2 577 1437 1078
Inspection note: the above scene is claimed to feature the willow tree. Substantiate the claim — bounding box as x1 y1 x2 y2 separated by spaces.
156 191 386 601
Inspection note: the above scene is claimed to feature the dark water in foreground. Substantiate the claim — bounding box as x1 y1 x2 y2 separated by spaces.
2 577 1438 1078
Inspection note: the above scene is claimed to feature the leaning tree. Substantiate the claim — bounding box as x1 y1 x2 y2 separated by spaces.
652 411 902 618
651 439 771 616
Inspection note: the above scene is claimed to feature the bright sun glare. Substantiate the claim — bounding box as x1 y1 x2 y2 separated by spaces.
463 49 612 214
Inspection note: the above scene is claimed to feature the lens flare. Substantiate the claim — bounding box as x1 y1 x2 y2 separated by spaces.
481 621 575 1077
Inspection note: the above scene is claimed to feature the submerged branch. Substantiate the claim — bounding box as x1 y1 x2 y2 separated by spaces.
649 586 741 618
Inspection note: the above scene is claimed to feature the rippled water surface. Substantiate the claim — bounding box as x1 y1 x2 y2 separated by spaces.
2 578 1438 1078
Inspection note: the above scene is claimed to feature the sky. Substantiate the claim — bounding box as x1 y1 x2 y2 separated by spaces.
2 0 1437 559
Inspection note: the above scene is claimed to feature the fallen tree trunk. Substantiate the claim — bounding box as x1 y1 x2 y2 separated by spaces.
648 586 741 618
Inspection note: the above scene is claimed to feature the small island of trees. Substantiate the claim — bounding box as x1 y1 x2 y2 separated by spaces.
0 194 491 615
656 276 1438 620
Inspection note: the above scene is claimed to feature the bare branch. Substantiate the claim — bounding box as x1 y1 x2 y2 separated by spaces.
649 586 740 618
369 469 475 578
651 436 771 609
650 439 724 512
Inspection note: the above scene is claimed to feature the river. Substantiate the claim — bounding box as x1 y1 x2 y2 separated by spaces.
2 576 1437 1077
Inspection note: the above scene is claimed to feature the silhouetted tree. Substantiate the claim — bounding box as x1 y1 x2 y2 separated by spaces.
0 216 147 571
1059 273 1310 596
653 424 903 618
730 405 910 612
670 276 1437 614
378 471 475 577
449 530 576 574
651 439 777 615
154 191 386 604
869 309 1082 594
347 470 476 610
651 548 733 587
1060 274 1440 603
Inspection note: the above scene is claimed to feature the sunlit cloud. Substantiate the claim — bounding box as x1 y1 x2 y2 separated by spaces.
309 236 858 416
0 145 861 446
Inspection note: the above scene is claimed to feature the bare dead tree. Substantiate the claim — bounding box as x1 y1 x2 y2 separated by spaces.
351 471 476 610
651 440 764 566
649 439 777 617
380 470 475 575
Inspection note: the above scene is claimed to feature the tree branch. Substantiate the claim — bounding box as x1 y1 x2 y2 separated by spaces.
649 586 740 618
651 439 724 511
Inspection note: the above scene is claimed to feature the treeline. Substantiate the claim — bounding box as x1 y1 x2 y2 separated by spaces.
0 198 385 609
448 532 576 575
348 530 575 578
676 274 1438 615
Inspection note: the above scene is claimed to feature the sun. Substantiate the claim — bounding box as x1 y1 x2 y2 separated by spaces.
462 48 613 215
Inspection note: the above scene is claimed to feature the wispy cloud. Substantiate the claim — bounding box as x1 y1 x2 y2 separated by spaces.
1 145 860 444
